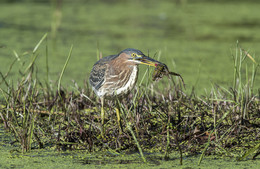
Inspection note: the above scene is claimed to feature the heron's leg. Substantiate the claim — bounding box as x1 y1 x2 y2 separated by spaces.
116 100 123 134
100 97 105 137
101 97 105 125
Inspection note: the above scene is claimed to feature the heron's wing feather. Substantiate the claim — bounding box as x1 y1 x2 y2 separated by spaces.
89 62 106 90
89 55 118 90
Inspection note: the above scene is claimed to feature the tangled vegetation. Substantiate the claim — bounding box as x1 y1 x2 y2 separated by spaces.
0 35 259 165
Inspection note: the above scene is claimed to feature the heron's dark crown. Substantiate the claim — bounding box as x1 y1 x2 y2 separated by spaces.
119 48 144 56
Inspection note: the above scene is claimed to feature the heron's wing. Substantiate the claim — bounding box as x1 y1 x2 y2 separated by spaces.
89 55 118 90
89 62 106 90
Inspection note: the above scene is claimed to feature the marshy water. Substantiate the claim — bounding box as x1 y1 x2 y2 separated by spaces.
0 0 259 93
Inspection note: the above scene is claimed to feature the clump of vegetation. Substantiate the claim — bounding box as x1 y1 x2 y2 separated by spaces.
0 34 259 165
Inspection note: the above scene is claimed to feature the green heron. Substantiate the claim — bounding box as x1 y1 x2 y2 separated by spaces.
89 48 160 131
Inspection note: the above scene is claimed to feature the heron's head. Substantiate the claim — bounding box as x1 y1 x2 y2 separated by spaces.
119 48 160 67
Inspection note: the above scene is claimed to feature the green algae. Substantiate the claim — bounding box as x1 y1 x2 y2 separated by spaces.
1 146 260 169
1 125 259 169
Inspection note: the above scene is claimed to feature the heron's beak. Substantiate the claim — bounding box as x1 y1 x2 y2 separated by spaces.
135 55 161 67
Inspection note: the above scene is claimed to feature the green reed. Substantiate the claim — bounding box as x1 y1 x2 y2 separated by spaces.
198 42 259 165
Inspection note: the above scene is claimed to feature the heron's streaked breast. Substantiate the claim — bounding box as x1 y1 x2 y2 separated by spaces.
95 66 138 98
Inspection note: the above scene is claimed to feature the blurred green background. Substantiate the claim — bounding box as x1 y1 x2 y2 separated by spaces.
0 0 259 95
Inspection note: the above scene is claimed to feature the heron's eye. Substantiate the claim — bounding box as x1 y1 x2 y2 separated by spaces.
131 53 137 57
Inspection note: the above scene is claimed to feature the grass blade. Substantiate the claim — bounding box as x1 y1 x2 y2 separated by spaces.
127 122 146 163
58 45 73 93
33 33 48 53
238 143 260 161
